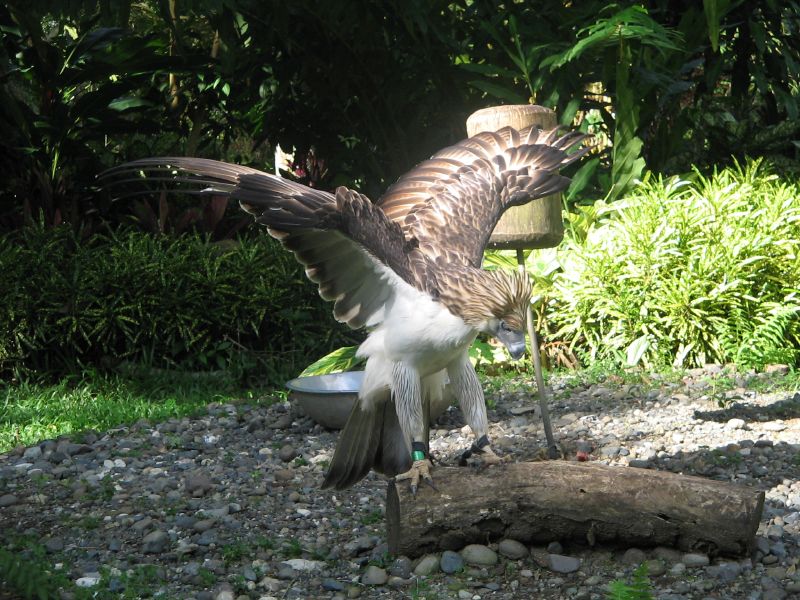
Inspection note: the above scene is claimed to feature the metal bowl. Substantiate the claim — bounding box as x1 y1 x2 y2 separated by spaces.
286 371 454 430
286 371 364 429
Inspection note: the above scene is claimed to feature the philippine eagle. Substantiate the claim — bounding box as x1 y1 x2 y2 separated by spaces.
103 125 586 493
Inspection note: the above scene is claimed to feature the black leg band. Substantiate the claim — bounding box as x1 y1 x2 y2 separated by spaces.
460 435 491 465
474 435 490 450
411 441 426 462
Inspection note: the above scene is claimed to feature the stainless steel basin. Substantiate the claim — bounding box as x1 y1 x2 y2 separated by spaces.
286 371 363 429
286 371 453 430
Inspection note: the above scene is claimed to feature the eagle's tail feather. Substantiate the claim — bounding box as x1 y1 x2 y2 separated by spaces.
321 389 412 490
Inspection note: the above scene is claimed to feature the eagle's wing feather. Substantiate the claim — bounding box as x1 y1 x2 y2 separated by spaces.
378 126 588 267
101 158 416 330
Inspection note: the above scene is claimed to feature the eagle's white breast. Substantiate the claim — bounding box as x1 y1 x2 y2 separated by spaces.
355 268 476 409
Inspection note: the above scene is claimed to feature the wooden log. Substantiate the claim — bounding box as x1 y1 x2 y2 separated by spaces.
386 461 764 558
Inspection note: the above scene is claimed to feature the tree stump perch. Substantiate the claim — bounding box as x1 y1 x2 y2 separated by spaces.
387 461 764 558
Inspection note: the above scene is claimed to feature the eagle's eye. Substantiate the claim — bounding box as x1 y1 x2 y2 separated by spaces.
500 320 512 332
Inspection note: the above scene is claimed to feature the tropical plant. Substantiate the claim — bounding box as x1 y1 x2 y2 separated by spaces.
0 226 359 381
460 1 800 201
549 159 800 369
0 5 221 230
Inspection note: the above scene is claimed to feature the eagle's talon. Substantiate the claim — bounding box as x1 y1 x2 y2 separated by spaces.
461 444 508 468
395 458 434 495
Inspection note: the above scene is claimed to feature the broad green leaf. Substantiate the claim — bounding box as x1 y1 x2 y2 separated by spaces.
702 0 729 52
467 80 527 104
300 346 364 377
625 335 650 366
108 96 154 111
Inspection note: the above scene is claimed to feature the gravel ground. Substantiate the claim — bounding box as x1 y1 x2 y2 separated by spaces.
1 365 799 600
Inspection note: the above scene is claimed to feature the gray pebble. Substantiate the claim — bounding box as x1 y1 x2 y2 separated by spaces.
279 444 297 462
360 565 388 586
142 530 169 554
276 565 297 580
322 578 345 591
460 544 498 566
440 550 464 574
600 444 621 457
621 548 646 565
184 471 214 496
388 556 412 578
767 524 784 539
645 559 665 576
44 537 64 553
22 446 42 461
652 546 682 563
193 518 216 532
0 494 18 507
546 541 563 554
413 554 440 576
197 530 217 546
770 541 787 558
175 515 197 528
682 552 710 567
548 554 581 574
498 538 529 559
714 562 741 582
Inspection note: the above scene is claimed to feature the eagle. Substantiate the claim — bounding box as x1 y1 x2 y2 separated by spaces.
102 125 586 493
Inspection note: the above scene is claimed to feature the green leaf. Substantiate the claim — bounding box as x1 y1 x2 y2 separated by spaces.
702 0 729 52
300 346 364 377
108 96 154 111
467 80 527 104
566 157 600 203
458 62 519 79
625 335 650 367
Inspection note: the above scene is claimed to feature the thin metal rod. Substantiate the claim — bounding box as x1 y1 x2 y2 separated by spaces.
517 249 558 458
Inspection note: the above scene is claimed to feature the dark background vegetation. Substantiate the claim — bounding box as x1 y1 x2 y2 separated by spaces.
1 0 800 382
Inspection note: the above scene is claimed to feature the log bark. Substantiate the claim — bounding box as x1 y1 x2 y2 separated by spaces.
387 461 764 558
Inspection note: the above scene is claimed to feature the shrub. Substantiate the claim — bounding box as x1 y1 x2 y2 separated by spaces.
548 159 800 369
0 227 358 382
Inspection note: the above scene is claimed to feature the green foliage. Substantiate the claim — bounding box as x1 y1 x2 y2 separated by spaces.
606 563 654 600
0 226 358 381
0 5 226 230
5 0 800 233
0 539 68 599
550 160 800 369
0 370 254 452
299 345 364 377
462 1 800 202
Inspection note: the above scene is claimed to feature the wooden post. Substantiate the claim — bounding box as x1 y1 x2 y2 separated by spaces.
466 105 562 250
387 462 764 558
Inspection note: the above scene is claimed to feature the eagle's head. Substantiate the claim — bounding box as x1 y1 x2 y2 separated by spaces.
440 268 531 359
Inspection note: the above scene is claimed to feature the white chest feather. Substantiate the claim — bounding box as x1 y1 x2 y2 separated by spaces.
357 281 476 377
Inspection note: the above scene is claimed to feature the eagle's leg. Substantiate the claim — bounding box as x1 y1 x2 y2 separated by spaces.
447 354 508 467
391 363 434 495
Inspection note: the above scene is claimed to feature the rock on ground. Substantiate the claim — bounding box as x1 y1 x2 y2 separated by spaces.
1 367 799 599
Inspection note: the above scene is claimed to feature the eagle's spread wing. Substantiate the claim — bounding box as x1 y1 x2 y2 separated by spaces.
378 126 587 268
100 158 416 330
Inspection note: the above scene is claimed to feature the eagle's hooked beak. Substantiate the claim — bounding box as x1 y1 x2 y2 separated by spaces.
496 328 526 360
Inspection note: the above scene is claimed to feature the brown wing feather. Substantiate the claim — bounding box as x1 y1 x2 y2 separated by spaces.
101 157 420 330
378 125 588 267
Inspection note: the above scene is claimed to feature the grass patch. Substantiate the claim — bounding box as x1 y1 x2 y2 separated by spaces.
0 370 271 453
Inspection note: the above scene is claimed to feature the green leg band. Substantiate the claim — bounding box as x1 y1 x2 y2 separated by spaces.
411 441 426 462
